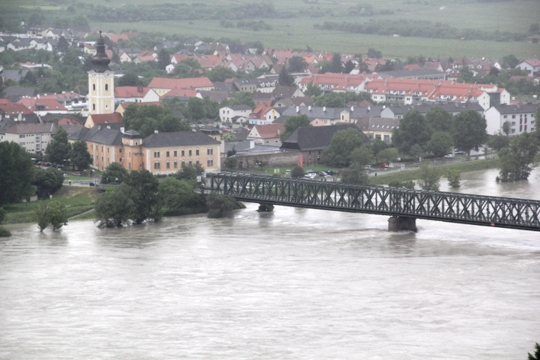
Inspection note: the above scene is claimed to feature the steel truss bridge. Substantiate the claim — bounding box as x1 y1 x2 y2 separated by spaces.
209 173 540 232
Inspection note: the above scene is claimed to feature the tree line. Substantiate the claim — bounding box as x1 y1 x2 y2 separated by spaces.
314 20 528 42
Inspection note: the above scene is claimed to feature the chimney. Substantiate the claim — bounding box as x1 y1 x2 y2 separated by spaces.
120 126 125 134
323 106 326 112
367 106 370 112
296 106 299 113
351 106 354 112
308 105 311 111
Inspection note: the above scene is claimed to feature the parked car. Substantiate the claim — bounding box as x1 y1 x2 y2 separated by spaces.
304 173 317 179
379 163 389 168
89 182 95 186
364 165 372 170
444 154 454 158
454 150 465 155
325 170 336 175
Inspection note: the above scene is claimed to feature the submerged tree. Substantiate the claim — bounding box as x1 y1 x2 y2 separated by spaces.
498 132 539 182
206 192 237 218
418 165 440 191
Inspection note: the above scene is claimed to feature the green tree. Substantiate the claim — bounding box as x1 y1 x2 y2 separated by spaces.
453 110 487 156
122 104 189 137
224 157 238 170
280 114 311 142
291 166 305 178
0 142 35 206
392 110 431 155
329 53 343 73
174 58 201 78
48 201 68 231
94 184 135 227
125 169 162 224
0 207 11 237
57 36 70 53
487 134 510 151
69 140 92 171
101 162 128 184
206 192 237 218
446 169 461 188
425 106 454 133
340 166 369 185
367 48 382 59
323 128 366 167
376 147 399 164
458 66 474 83
158 176 197 215
418 165 440 191
370 139 388 158
175 163 205 183
157 48 170 70
304 83 322 97
278 66 295 86
33 168 64 199
46 128 71 165
350 146 374 167
117 71 142 86
501 54 519 69
227 92 255 108
528 343 540 360
498 132 539 182
34 201 51 232
288 56 308 73
206 66 236 82
427 131 454 157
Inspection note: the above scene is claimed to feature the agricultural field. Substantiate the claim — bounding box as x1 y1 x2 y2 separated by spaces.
3 0 540 59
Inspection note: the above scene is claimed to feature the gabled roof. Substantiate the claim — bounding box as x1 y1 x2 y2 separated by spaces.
281 124 359 151
521 59 540 67
17 97 67 111
85 125 123 145
490 103 539 114
143 131 220 147
115 86 151 98
89 112 122 125
251 123 284 139
4 122 57 135
148 77 213 90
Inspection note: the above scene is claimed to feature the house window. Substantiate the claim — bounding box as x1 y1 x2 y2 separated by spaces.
181 150 185 156
189 150 192 156
196 160 200 165
92 104 96 111
174 161 178 169
188 160 192 165
174 150 177 157
119 148 123 153
196 149 199 156
207 148 213 155
207 159 213 167
166 151 170 157
182 161 185 167
166 161 170 169
154 162 160 169
154 151 160 158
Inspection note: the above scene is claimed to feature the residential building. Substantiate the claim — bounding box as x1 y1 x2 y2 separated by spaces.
247 124 285 146
0 122 57 154
516 59 540 77
148 77 214 96
484 103 538 136
219 104 252 123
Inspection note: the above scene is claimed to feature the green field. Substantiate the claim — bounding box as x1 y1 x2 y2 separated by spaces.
5 0 540 59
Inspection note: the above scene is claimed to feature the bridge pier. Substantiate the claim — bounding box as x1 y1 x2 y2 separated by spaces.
388 216 417 232
257 203 274 212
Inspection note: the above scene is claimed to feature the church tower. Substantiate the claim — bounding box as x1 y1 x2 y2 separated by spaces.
88 31 114 114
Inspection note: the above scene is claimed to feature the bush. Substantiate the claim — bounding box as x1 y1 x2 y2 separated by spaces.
0 227 11 237
291 166 305 178
206 192 238 218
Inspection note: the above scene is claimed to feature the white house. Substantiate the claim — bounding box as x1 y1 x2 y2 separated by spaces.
219 104 252 123
484 103 537 136
516 59 540 77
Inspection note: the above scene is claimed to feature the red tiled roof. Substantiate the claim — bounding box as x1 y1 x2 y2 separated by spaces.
253 123 285 138
115 86 151 98
148 77 213 90
17 98 67 111
0 100 35 114
89 112 122 125
160 88 199 98
524 59 540 67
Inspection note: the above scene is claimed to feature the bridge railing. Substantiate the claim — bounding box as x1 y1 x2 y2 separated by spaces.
209 173 540 231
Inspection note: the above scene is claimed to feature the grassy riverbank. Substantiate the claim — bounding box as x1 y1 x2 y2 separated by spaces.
369 158 501 186
2 187 99 225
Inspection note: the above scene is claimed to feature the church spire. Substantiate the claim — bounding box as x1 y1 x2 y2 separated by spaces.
91 31 111 73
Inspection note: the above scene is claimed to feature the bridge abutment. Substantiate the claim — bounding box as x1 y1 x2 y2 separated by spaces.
258 203 274 212
388 216 417 232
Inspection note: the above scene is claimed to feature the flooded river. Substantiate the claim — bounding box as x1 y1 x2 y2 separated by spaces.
1 169 539 359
